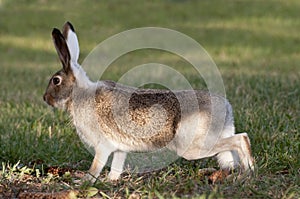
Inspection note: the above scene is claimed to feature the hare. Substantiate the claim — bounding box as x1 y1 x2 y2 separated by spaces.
44 22 254 182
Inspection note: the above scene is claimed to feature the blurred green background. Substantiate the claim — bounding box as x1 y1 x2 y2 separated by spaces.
0 0 299 198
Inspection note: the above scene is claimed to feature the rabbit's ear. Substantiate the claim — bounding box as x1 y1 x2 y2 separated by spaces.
52 28 71 73
62 21 80 64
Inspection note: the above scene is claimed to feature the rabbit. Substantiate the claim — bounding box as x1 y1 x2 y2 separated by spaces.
43 22 254 182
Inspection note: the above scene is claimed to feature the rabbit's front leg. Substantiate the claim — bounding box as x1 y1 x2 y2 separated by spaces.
85 145 114 182
108 151 127 181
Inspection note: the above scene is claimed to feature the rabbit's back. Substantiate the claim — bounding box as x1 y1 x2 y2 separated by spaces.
93 80 227 152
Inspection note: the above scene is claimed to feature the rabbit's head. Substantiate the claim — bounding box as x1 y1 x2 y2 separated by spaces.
43 22 80 110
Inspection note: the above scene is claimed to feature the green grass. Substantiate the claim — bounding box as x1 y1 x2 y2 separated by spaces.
0 0 299 198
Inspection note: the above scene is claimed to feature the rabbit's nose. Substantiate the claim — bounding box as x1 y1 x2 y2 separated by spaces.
43 93 47 102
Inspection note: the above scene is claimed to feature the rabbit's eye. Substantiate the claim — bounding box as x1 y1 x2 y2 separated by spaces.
52 76 62 85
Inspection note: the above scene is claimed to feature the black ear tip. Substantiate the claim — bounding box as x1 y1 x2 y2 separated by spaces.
52 28 61 36
66 21 75 32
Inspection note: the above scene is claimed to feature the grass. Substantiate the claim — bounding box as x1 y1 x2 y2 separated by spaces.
0 0 299 198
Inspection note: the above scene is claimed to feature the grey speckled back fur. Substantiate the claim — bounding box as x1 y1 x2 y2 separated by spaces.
44 22 254 182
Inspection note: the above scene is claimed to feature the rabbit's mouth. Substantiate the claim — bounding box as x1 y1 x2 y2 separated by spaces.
43 93 55 107
43 93 71 110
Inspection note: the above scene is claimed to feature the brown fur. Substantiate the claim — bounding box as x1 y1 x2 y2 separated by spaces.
93 80 216 150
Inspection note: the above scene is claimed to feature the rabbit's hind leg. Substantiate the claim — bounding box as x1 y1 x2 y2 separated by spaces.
209 133 254 172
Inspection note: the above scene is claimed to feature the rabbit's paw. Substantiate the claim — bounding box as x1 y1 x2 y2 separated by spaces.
107 171 121 181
